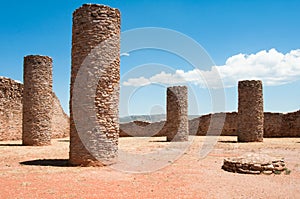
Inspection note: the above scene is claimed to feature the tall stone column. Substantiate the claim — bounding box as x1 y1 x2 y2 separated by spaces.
69 4 121 166
22 55 53 146
166 86 188 142
238 80 264 142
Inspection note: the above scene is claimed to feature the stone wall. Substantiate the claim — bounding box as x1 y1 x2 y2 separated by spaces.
264 111 300 137
0 76 69 141
120 120 165 137
120 113 237 137
193 112 238 136
52 94 69 138
263 112 283 137
0 77 23 141
119 111 300 138
238 80 264 142
22 55 53 146
281 110 300 137
69 4 121 166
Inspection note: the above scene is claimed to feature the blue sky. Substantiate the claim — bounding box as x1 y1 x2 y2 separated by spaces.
0 0 299 116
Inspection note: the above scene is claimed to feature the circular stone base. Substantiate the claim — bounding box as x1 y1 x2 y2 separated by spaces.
222 153 286 175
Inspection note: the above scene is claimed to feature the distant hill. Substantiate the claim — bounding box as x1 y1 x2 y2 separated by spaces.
119 114 199 123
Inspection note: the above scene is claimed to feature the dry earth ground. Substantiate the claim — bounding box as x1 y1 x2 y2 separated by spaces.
0 136 300 199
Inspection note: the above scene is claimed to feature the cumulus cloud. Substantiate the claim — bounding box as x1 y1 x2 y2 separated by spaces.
123 76 150 87
122 49 300 88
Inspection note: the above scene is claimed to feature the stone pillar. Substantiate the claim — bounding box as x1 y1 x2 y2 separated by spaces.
22 55 53 146
238 80 264 142
166 86 188 142
69 4 120 166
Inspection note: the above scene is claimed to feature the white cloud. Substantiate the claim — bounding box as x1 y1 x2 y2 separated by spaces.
14 80 22 84
0 76 22 84
122 49 300 88
123 76 150 87
121 52 130 57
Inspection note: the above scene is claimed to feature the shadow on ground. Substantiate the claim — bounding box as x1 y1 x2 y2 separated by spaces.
57 139 70 142
20 159 70 167
149 140 168 143
0 144 22 146
218 141 238 143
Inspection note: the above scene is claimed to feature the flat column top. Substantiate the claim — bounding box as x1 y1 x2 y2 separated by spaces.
24 55 52 61
74 4 120 15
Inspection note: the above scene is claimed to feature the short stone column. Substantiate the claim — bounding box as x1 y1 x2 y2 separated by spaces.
69 4 121 166
166 86 188 142
238 80 264 142
22 55 53 146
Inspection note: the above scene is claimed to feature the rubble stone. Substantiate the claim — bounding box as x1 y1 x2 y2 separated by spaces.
222 154 287 175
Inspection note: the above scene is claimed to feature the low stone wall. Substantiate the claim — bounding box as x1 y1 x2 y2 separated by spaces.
120 111 300 138
0 77 69 141
222 154 286 175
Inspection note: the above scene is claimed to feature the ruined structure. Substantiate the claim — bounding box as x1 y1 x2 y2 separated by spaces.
22 55 53 146
0 77 69 141
69 4 121 166
166 86 188 142
222 154 287 175
120 110 300 138
120 120 165 137
0 77 23 140
237 80 264 142
193 112 237 136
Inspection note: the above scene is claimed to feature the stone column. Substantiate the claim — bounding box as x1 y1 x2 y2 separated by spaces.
166 86 188 142
69 4 120 166
238 80 264 142
22 55 53 146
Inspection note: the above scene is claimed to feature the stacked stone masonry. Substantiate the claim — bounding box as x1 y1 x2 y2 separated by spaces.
120 120 165 137
222 154 287 175
22 55 53 146
166 86 188 142
119 110 300 138
0 76 69 141
238 80 264 142
69 4 121 166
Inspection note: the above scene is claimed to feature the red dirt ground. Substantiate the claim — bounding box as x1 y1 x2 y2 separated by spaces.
0 136 300 199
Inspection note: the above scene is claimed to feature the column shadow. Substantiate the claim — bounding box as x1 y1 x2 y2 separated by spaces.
20 159 71 167
0 144 22 146
57 139 70 142
218 141 238 143
149 140 168 143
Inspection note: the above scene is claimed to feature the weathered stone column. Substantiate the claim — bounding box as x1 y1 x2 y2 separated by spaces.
69 4 120 166
238 80 264 142
166 86 188 142
22 55 53 146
